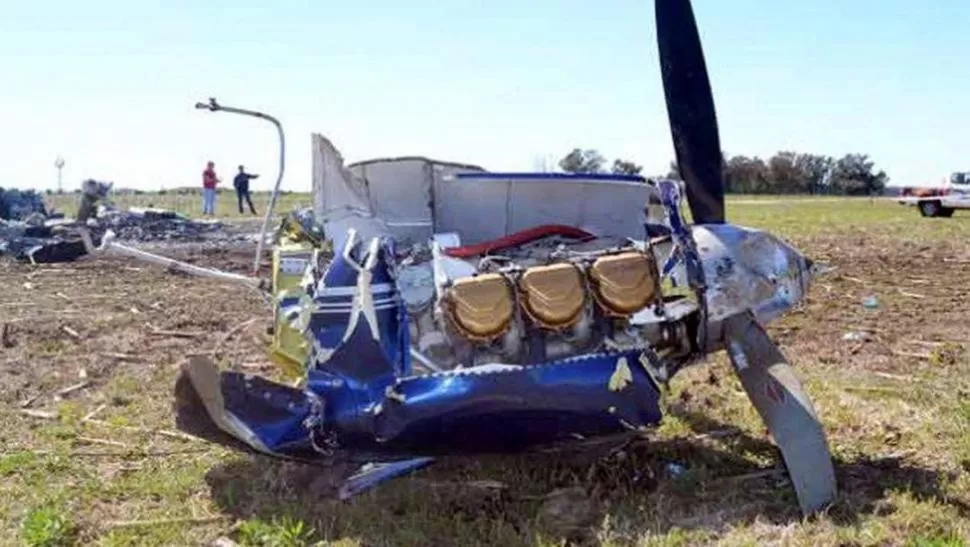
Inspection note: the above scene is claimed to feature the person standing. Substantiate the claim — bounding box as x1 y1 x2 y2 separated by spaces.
233 165 260 215
202 161 220 216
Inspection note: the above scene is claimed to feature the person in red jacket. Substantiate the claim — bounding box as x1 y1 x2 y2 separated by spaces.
202 161 220 216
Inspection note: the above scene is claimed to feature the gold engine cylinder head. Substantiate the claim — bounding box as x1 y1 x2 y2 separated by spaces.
442 273 515 342
587 251 659 317
517 262 587 330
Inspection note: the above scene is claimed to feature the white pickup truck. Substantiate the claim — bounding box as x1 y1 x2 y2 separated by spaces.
898 171 970 217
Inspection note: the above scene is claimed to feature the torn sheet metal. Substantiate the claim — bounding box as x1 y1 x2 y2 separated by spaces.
176 230 665 462
692 224 813 324
338 458 436 501
0 222 91 264
0 188 49 221
176 341 664 460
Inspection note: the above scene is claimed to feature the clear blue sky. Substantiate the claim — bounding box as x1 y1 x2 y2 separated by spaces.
2 0 967 192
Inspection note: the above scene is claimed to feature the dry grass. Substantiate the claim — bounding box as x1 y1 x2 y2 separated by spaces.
2 197 970 546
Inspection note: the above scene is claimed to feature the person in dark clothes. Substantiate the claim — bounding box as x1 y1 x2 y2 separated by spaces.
233 165 260 215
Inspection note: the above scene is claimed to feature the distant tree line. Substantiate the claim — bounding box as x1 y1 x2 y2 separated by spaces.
558 148 889 196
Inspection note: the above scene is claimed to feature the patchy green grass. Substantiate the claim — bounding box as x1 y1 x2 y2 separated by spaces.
20 504 78 547
2 196 970 545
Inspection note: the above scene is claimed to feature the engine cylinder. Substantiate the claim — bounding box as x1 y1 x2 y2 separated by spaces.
442 273 515 341
588 251 659 317
517 262 587 330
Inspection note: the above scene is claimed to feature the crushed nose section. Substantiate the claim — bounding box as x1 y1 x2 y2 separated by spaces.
693 224 816 325
329 350 665 454
174 349 665 460
173 356 323 460
286 229 411 384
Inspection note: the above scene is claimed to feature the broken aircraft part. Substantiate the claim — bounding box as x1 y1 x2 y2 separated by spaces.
194 97 286 276
89 230 266 290
0 188 49 221
173 0 836 514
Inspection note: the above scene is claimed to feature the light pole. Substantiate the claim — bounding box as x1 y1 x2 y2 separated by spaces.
54 156 65 193
194 97 285 276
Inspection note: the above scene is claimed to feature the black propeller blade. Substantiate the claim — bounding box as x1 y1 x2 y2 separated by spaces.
655 0 726 224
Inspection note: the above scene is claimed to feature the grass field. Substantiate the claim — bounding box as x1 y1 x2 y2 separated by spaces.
42 190 867 223
44 190 314 221
3 196 970 546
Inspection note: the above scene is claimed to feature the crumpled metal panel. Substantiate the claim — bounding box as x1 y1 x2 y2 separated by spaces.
177 348 663 460
0 222 90 264
692 224 812 323
182 229 664 461
0 188 48 221
96 207 227 243
286 234 412 384
339 350 663 453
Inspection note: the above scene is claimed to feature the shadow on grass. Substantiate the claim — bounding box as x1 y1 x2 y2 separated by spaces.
670 407 970 522
201 410 968 545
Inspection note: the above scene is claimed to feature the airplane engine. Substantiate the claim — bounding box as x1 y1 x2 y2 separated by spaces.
422 244 664 368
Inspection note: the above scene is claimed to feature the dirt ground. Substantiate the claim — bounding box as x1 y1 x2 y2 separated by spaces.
3 205 970 546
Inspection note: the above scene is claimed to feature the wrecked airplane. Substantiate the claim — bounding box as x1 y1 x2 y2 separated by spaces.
0 179 245 264
173 0 838 516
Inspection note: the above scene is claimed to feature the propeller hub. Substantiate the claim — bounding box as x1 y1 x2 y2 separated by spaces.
692 224 815 325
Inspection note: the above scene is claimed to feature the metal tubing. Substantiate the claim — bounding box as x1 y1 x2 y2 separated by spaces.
409 348 445 373
94 230 264 289
194 98 285 276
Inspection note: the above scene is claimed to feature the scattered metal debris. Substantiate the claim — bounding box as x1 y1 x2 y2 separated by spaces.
338 458 436 501
0 183 253 265
0 187 51 221
842 331 872 342
97 207 227 243
665 462 688 478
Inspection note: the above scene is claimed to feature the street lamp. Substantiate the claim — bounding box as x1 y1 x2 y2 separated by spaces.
194 97 285 276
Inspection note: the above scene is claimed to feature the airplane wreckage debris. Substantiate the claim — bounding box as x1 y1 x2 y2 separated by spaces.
177 93 835 520
14 0 839 516
0 182 249 264
172 139 836 512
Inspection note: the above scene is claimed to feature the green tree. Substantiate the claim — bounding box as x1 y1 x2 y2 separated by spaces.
558 149 606 174
724 155 770 194
611 159 643 176
829 154 888 196
767 151 804 194
794 153 835 195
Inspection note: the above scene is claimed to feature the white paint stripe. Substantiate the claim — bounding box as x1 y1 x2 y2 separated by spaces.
319 282 394 297
314 296 399 307
313 303 399 314
313 302 399 311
